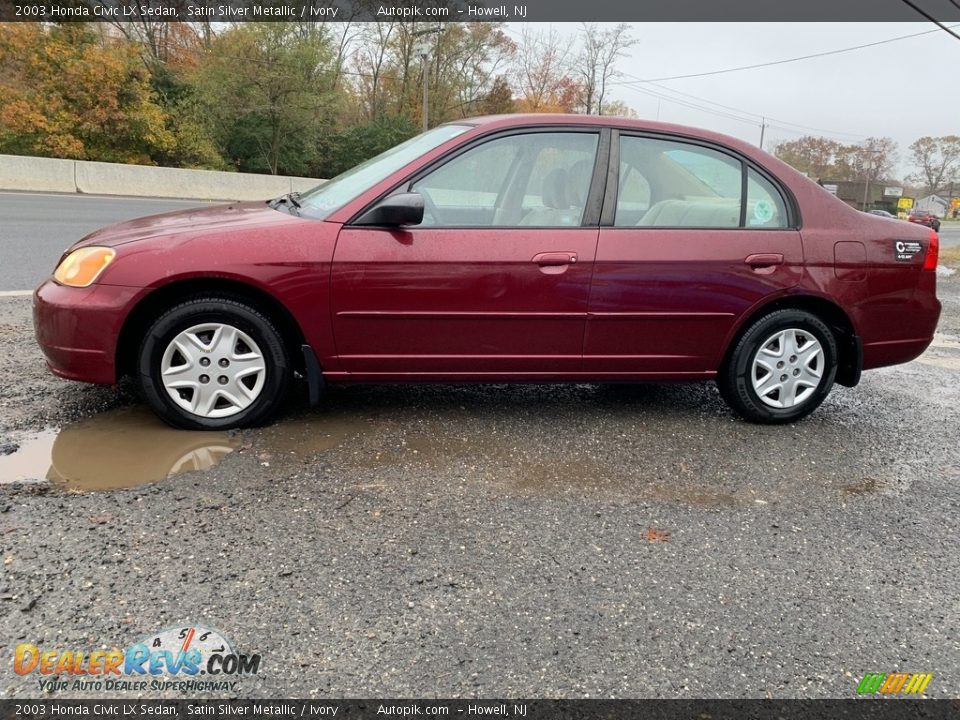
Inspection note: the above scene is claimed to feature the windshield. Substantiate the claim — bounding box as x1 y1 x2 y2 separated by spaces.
297 124 472 219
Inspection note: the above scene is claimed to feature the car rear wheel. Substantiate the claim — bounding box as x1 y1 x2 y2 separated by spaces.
718 309 838 424
138 297 291 430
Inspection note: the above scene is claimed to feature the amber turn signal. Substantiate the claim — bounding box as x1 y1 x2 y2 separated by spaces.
53 247 116 287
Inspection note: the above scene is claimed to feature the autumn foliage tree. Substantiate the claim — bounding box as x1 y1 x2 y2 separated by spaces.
773 135 898 182
0 23 173 163
0 21 660 177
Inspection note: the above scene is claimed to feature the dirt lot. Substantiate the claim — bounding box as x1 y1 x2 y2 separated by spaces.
1 270 959 699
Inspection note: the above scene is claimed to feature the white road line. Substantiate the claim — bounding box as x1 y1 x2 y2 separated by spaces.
0 190 214 203
0 290 33 297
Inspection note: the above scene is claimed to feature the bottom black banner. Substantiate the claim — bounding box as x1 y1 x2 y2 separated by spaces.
3 700 960 720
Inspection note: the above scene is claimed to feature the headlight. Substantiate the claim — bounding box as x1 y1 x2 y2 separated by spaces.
53 247 116 287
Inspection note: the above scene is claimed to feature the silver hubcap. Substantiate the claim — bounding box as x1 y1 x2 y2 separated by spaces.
751 328 824 409
160 323 266 419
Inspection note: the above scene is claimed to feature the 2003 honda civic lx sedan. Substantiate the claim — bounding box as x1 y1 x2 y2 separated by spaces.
34 114 941 429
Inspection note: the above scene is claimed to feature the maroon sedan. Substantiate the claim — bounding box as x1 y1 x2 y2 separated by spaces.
907 208 941 233
34 115 941 429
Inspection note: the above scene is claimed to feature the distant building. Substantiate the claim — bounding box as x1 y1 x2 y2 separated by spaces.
818 179 906 213
914 194 951 218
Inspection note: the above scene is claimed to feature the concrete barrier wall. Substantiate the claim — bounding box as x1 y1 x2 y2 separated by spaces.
0 154 77 194
0 154 323 201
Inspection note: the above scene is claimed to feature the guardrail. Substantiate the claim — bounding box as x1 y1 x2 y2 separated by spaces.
0 154 323 201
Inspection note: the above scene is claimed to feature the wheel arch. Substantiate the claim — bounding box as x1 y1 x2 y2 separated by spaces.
720 294 861 387
116 277 308 380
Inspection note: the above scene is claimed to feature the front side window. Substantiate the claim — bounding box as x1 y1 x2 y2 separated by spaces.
411 132 599 227
298 124 471 219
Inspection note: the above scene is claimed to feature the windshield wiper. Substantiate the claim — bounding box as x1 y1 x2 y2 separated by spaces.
268 192 302 215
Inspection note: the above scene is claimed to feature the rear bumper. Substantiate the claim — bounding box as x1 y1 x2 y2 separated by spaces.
860 296 941 371
33 280 142 385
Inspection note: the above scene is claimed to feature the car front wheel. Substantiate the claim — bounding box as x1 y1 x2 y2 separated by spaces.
138 297 291 430
718 309 838 424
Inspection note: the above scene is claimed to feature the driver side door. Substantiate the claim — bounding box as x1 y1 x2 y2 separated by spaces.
330 129 605 378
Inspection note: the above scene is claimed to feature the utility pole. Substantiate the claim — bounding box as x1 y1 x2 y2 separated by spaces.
861 149 881 211
413 26 441 133
862 161 872 211
421 54 429 132
759 117 766 150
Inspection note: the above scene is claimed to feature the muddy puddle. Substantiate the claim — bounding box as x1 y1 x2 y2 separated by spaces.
0 407 239 491
253 411 371 460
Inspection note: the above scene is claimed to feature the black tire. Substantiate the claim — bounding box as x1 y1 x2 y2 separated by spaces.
138 297 291 430
718 309 838 424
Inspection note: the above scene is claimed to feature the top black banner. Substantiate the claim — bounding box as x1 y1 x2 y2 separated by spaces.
3 0 960 22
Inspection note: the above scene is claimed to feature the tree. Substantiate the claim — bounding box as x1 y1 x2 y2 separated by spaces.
480 75 514 115
577 23 635 115
908 136 960 194
839 137 898 182
0 24 173 163
773 136 847 180
512 27 573 112
192 23 339 176
429 23 515 120
599 99 637 118
351 21 513 127
319 114 417 178
772 135 898 183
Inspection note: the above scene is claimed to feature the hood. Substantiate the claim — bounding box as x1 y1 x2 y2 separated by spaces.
71 202 300 250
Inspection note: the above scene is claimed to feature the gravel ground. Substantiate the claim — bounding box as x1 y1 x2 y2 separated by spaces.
1 273 959 699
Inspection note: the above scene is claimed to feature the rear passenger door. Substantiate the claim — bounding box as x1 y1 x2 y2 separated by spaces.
584 133 804 375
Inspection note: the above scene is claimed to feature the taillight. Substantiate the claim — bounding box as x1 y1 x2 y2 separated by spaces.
923 228 939 271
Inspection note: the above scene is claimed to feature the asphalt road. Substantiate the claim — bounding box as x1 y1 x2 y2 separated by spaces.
0 264 959 697
0 192 207 292
939 223 960 247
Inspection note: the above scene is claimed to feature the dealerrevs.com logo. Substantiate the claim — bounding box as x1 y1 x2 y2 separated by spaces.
13 625 261 693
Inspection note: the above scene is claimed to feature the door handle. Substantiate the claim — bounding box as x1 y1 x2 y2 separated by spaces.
532 252 577 266
744 253 784 268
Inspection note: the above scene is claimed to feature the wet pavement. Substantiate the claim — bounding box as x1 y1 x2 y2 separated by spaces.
0 271 959 699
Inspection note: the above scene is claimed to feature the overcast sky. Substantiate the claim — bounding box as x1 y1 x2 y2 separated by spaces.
506 23 959 180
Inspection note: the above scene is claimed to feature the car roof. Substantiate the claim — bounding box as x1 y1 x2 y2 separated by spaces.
455 113 762 154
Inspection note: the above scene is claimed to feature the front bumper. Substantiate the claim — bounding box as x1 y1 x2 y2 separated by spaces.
33 280 143 385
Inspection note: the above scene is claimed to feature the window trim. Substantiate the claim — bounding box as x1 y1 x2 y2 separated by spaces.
601 130 800 230
345 125 611 229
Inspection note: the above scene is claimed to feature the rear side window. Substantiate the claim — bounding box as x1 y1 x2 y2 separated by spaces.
616 136 742 228
615 135 789 229
746 168 788 228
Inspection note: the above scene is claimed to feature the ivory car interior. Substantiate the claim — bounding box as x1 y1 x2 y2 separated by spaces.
33 114 941 429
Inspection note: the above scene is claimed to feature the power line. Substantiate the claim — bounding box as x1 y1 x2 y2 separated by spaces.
620 83 762 128
898 0 960 42
611 24 960 83
616 76 866 139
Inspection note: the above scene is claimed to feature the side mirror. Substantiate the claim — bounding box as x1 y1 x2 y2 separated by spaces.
354 192 424 227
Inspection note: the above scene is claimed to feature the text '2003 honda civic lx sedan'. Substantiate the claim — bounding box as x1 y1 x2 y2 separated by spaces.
34 114 941 429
